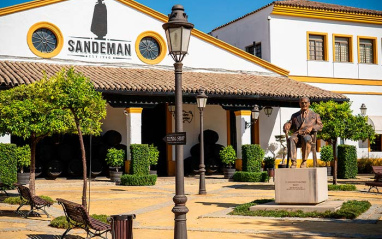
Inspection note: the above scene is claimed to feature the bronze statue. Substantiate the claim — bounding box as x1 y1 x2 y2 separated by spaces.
283 97 323 168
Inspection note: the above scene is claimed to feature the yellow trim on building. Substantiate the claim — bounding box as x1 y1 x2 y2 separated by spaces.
332 34 353 63
125 107 143 114
333 91 382 96
290 75 382 86
234 110 251 116
272 4 382 25
27 22 64 58
1 0 289 76
0 0 68 16
135 31 167 65
306 31 329 61
357 36 378 64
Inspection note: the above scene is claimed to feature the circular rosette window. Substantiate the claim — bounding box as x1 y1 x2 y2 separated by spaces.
27 22 63 58
135 31 167 64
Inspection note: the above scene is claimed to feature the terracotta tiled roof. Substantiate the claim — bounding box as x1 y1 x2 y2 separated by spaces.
211 0 382 32
0 61 347 101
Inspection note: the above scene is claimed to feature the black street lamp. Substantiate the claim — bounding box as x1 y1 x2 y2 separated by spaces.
245 105 260 129
196 89 207 195
163 5 194 239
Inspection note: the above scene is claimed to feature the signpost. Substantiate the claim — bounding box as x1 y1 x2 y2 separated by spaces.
163 132 187 145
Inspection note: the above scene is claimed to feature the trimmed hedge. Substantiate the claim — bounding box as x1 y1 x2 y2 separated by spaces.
241 144 264 172
50 214 108 229
130 144 150 175
320 145 333 166
120 174 157 186
0 144 18 187
328 184 357 191
338 145 357 179
233 171 268 182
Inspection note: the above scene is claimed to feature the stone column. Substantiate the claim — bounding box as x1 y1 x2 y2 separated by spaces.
125 107 143 160
235 110 252 159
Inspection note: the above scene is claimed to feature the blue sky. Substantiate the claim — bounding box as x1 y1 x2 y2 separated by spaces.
1 0 381 32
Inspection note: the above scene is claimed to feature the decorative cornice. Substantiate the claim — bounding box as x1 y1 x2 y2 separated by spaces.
0 0 67 16
125 107 143 114
234 110 251 116
290 75 382 86
272 4 382 25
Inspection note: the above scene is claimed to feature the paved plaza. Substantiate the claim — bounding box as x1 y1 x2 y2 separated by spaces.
0 175 381 239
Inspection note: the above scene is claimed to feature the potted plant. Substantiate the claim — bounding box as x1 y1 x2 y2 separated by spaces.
320 145 333 176
105 148 125 183
16 145 31 185
219 145 236 179
148 144 159 175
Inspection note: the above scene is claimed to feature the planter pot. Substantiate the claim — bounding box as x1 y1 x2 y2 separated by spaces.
17 172 30 185
278 164 287 168
110 171 123 183
327 166 332 176
224 168 236 179
149 170 157 175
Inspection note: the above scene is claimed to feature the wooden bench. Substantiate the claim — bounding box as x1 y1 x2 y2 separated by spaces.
14 183 52 218
57 198 111 239
365 166 382 193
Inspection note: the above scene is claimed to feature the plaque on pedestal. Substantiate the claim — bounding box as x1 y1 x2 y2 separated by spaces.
275 168 328 204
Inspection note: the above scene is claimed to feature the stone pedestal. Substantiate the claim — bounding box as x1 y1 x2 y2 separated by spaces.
275 168 328 204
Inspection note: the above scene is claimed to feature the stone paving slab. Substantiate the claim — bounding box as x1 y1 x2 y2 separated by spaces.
0 175 381 239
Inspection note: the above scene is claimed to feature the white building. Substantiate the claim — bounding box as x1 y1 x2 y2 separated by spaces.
0 0 346 176
211 0 382 159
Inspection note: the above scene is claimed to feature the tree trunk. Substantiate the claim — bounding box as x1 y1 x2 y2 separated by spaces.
332 139 337 185
75 121 88 209
29 134 37 196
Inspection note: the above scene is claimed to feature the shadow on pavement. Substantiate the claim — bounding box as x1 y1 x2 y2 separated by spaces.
195 201 238 208
224 184 275 190
27 234 84 239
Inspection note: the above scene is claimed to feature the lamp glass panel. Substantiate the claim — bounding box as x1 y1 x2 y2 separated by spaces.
181 27 191 53
168 27 182 53
252 111 260 120
197 97 207 108
165 30 172 52
264 107 273 116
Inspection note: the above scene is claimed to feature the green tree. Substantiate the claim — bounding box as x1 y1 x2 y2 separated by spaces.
311 101 375 185
0 81 72 195
46 68 106 208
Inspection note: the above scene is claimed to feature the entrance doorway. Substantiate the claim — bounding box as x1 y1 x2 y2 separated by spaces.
142 104 167 176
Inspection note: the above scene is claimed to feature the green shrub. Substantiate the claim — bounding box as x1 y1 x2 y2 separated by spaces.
263 156 275 169
328 184 357 191
16 145 31 173
120 174 157 186
50 214 108 229
0 144 18 187
105 148 125 171
232 171 268 182
338 145 357 179
241 144 264 172
148 144 159 166
130 144 150 175
320 145 333 167
3 195 53 204
3 196 27 205
219 145 236 168
230 199 370 219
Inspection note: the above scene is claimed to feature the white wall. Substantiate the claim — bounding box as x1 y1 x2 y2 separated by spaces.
270 16 382 80
210 6 273 62
101 104 127 145
0 0 276 75
0 134 11 144
172 104 227 160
